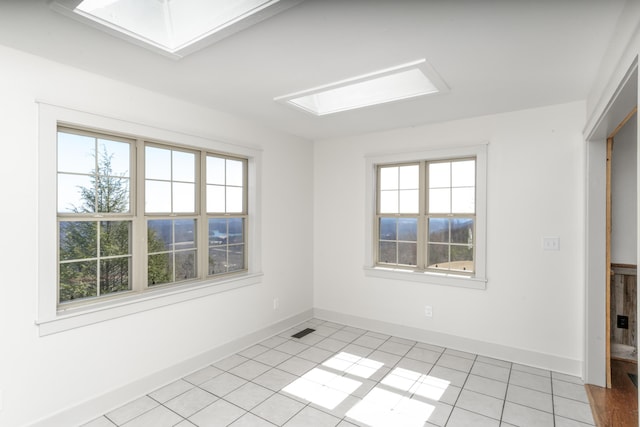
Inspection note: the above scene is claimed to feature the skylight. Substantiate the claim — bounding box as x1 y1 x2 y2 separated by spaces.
51 0 303 58
275 59 449 116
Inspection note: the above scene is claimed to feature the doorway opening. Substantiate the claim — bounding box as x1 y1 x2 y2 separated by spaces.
606 107 637 378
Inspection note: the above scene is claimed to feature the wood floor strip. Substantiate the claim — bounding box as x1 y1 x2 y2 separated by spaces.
586 359 638 427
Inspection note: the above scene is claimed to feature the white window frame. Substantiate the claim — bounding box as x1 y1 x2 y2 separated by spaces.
37 102 263 336
364 143 488 289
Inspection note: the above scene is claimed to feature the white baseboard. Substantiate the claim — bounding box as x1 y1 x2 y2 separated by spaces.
27 309 313 427
314 308 583 378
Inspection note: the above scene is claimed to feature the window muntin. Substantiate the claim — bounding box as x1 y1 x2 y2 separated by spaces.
56 127 249 307
148 218 198 286
57 130 132 214
209 217 245 275
376 158 476 274
59 220 132 302
378 164 419 214
378 217 418 266
206 155 245 213
145 145 197 214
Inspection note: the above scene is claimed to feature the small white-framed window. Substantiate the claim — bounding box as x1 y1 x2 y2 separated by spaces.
365 144 487 289
38 102 262 335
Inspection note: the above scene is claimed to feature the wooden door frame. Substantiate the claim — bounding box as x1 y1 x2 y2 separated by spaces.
606 106 637 388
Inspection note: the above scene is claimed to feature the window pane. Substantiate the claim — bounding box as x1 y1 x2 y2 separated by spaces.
226 186 243 213
59 261 97 302
100 258 131 295
58 132 96 174
379 166 398 190
398 242 417 265
146 180 171 213
173 182 195 213
175 219 196 249
226 159 243 186
209 218 228 245
172 150 195 182
207 156 225 185
58 132 94 174
148 219 172 251
399 189 418 213
398 218 417 241
175 250 197 281
59 221 97 260
451 245 473 272
228 218 244 244
97 176 130 213
429 188 450 213
98 139 130 177
451 187 475 213
228 245 245 272
451 219 474 244
427 244 449 269
399 165 419 189
58 174 93 213
209 246 227 274
380 190 398 214
379 217 397 241
428 218 449 243
100 221 131 256
207 185 225 213
148 253 172 286
452 160 475 187
146 146 171 180
379 241 397 263
429 162 450 188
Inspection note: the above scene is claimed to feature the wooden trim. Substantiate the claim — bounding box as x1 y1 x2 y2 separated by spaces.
604 106 637 389
611 264 638 276
611 263 638 269
608 106 638 139
606 136 613 389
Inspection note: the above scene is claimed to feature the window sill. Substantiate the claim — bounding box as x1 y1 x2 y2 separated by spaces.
36 272 263 336
363 266 487 289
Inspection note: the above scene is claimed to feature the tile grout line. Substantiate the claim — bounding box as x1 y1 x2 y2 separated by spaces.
500 360 514 426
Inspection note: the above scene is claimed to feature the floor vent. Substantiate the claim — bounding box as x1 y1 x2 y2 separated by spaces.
291 328 315 339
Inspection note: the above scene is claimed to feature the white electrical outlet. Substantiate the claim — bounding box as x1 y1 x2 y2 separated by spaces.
424 305 433 317
542 236 560 251
273 298 279 310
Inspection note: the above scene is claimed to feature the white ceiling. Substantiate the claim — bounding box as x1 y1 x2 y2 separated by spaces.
0 0 627 141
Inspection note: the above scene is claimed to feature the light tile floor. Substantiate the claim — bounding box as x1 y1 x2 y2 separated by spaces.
83 319 595 427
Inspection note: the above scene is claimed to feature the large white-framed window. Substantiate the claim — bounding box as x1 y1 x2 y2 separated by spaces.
38 102 262 335
364 144 487 289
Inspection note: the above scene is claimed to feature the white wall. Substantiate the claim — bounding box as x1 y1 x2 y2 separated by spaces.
0 45 313 427
611 117 638 264
313 101 586 373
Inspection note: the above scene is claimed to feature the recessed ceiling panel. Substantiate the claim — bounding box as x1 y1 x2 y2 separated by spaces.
52 0 304 58
275 59 449 116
